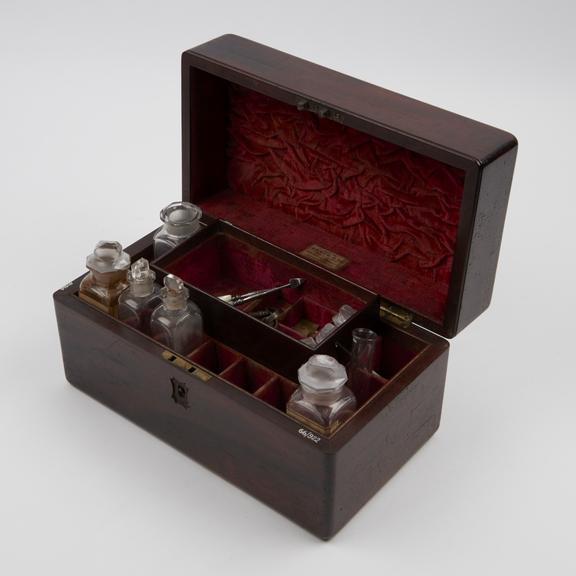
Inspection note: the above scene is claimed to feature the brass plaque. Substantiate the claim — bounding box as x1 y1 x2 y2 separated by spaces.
299 244 349 272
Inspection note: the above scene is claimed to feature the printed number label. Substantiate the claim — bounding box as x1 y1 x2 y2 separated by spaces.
298 428 321 444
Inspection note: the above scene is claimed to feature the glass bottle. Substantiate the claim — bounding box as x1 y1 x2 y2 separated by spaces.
79 240 131 316
153 201 203 259
347 328 378 403
118 258 161 333
150 274 203 354
287 355 356 435
332 304 357 326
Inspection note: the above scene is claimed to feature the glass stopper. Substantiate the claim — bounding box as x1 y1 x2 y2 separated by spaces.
298 355 348 394
86 240 130 273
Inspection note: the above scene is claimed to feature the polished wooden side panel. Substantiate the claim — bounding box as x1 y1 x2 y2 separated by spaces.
456 146 518 332
331 349 448 536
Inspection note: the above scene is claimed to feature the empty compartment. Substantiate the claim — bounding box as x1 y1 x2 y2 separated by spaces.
349 372 390 408
377 327 425 380
368 373 389 398
220 359 276 393
254 378 298 412
187 339 240 373
280 298 335 338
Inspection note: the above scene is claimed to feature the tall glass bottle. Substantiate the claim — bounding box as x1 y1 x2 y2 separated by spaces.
79 240 130 316
153 201 203 259
347 328 378 403
150 274 203 354
287 355 356 435
118 258 161 333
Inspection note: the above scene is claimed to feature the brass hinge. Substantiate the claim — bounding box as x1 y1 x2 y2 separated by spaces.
379 301 413 328
161 350 212 382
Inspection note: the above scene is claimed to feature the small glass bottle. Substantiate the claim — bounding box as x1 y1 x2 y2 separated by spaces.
153 201 203 259
79 240 131 316
347 328 378 403
150 274 203 354
332 304 357 326
118 258 161 333
287 355 356 435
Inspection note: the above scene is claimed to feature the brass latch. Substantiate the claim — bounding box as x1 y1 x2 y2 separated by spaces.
379 301 413 328
296 99 343 123
161 350 211 382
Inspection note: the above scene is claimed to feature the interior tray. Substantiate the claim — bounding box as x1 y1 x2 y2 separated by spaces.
154 225 371 348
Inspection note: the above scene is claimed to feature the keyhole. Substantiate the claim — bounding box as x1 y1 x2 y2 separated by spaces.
170 377 189 408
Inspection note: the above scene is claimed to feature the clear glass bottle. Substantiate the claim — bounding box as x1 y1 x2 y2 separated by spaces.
118 258 161 333
332 304 357 326
347 328 378 403
150 274 203 354
287 355 356 435
153 201 203 259
79 240 131 316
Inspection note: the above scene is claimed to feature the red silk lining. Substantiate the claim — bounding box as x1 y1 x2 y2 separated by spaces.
199 86 465 323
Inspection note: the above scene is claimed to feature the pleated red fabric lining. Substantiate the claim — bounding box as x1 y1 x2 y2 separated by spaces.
199 86 465 323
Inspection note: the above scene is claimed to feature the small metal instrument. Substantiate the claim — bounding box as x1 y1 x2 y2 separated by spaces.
218 278 305 306
249 307 282 327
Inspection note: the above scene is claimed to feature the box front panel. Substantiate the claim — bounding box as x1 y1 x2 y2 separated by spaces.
54 296 334 537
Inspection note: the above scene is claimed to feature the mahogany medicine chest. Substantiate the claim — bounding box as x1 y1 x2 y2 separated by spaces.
54 35 518 539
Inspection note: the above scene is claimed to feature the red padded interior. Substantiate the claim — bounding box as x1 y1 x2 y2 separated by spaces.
198 86 466 323
167 234 365 310
165 233 367 343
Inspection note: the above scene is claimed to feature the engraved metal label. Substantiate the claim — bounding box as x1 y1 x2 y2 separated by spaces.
299 244 349 272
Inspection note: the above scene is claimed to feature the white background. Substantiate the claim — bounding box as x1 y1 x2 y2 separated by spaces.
1 1 574 574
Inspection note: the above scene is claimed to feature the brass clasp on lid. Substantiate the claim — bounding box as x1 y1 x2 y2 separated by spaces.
296 99 343 122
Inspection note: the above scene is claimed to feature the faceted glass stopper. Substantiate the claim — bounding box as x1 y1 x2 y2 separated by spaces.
128 258 155 284
127 257 156 297
86 240 130 273
298 355 348 393
160 274 189 310
164 274 183 293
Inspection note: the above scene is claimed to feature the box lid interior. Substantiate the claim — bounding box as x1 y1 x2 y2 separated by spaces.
182 35 517 338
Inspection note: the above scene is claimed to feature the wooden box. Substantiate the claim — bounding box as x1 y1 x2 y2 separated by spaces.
53 35 518 539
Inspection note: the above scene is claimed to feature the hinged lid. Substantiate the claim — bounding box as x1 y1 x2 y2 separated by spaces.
181 34 518 338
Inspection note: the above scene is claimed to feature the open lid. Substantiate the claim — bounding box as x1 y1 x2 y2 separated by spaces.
181 35 518 338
